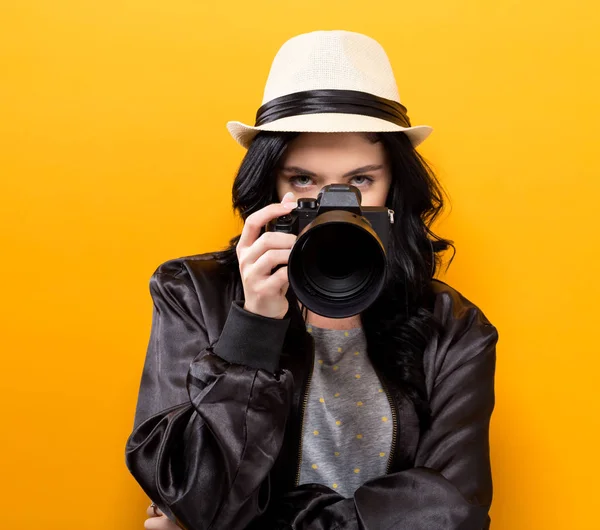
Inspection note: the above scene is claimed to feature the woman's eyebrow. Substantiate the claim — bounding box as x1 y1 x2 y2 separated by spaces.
280 166 319 177
343 164 384 177
280 164 384 177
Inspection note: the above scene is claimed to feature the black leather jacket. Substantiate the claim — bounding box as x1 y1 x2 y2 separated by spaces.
125 253 498 530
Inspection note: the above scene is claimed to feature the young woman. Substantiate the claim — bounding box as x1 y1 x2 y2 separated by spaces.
126 31 498 530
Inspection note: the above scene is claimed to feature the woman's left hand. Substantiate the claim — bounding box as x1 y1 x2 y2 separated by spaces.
144 504 181 529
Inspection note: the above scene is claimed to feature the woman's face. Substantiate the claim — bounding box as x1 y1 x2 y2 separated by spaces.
275 132 392 207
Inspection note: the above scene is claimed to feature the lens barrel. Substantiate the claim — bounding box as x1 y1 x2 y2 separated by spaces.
288 210 386 318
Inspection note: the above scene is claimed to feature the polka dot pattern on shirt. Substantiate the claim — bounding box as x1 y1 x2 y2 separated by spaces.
297 324 394 499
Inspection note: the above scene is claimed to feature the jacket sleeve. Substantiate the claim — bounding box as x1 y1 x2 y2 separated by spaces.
124 268 294 530
256 304 498 530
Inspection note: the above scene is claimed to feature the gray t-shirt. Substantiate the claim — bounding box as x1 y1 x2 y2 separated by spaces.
297 324 394 498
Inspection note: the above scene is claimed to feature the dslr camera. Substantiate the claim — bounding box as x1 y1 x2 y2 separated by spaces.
267 184 394 318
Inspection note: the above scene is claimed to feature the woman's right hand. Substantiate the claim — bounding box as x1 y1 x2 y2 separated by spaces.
236 192 298 319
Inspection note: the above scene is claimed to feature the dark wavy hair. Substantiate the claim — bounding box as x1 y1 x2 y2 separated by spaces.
213 131 455 431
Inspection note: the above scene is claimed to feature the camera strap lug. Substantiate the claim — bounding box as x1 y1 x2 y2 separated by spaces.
388 209 395 224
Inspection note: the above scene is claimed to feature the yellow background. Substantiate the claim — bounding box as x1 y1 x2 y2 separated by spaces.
1 1 599 529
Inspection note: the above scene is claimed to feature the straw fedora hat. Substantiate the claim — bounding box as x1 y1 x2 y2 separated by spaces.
226 30 433 149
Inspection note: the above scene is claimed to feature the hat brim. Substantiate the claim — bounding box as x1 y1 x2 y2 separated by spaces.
226 113 433 149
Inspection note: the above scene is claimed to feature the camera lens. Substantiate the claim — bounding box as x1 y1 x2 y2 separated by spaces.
288 211 386 318
302 227 370 296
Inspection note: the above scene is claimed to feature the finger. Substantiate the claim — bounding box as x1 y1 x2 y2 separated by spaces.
237 200 297 251
144 515 180 530
146 504 163 517
240 232 297 267
249 248 292 279
260 265 290 293
281 191 297 203
280 277 290 296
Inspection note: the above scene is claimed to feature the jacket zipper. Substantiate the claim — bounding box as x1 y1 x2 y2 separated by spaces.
379 374 398 474
295 336 315 486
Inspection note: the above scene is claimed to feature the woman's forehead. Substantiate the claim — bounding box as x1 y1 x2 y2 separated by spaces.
280 132 388 172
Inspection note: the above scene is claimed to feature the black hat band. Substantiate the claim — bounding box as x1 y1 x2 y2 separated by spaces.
254 89 412 128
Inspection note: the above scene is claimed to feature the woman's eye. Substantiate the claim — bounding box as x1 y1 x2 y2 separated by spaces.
290 175 314 187
287 174 373 187
350 175 374 186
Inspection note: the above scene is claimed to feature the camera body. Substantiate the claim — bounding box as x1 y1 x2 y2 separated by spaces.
266 184 394 318
268 184 393 246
